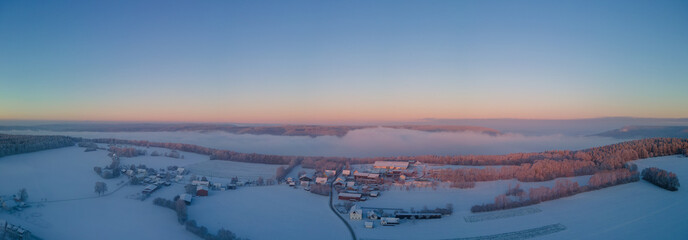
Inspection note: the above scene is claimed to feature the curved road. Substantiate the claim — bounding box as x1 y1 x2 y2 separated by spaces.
329 175 357 240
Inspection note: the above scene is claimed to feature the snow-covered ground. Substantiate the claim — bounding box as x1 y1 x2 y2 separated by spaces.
347 155 688 240
1 145 686 240
188 185 350 240
0 146 199 240
185 160 286 181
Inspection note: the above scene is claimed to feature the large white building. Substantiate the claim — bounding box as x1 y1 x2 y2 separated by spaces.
373 161 409 170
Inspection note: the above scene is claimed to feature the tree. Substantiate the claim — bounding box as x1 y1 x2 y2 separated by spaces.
184 184 196 195
175 199 188 223
95 182 108 196
18 188 28 202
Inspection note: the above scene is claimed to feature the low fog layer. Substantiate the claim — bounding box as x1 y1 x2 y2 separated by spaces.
1 128 624 158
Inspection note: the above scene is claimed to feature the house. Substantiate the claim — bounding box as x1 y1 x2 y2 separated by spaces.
365 221 374 229
227 184 237 190
177 167 186 174
339 193 364 201
346 181 356 188
142 184 159 195
137 168 147 174
299 175 312 182
174 175 184 182
369 191 379 197
191 180 210 186
334 178 345 187
180 194 192 205
374 161 409 170
349 205 362 220
342 170 351 176
300 181 310 188
125 169 134 176
315 177 328 185
0 220 32 240
380 217 400 226
325 170 336 177
367 210 380 220
196 185 209 196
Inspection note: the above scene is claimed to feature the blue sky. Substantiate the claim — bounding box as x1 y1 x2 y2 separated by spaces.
1 0 687 123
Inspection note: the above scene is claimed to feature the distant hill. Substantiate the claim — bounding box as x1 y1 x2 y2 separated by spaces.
384 125 501 136
0 123 500 137
594 126 688 139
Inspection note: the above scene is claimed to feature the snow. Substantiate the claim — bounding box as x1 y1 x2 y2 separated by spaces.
1 144 687 240
0 146 199 240
187 185 350 240
185 160 286 181
346 155 688 240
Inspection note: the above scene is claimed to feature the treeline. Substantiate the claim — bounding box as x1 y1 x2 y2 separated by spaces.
642 167 680 191
430 138 688 182
0 134 75 158
471 167 639 213
108 146 147 158
275 159 301 181
153 197 241 240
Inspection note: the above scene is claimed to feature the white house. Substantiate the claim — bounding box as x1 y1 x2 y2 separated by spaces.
349 205 362 220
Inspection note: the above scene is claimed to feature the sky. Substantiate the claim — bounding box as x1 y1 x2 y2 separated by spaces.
1 0 687 124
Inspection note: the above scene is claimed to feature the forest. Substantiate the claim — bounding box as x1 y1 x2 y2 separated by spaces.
0 134 75 158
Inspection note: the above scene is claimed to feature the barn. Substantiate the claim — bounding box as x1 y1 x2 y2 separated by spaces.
338 193 364 201
196 185 209 196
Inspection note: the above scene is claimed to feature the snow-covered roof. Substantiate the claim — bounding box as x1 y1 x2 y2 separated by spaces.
374 161 409 169
339 193 362 198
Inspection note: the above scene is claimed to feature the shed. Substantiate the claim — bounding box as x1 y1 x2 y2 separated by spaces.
180 194 192 205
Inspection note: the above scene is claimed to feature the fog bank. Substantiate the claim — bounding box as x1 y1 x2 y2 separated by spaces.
1 128 624 158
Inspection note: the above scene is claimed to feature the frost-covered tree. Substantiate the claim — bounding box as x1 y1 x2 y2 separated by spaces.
94 182 108 196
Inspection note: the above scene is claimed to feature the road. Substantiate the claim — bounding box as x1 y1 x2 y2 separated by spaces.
329 174 357 240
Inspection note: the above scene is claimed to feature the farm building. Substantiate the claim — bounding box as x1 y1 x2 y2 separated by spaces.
342 170 351 176
180 194 192 205
191 180 210 186
339 193 364 201
365 221 374 229
196 185 209 196
380 217 400 226
349 205 362 220
374 161 409 170
142 184 159 195
315 177 328 185
324 170 337 177
395 212 442 219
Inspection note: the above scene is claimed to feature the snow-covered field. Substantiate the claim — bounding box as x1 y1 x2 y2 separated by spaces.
0 146 199 240
188 185 350 240
1 145 686 240
185 160 285 181
347 155 688 240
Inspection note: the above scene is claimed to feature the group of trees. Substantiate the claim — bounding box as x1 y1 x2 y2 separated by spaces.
154 197 188 223
471 167 640 213
0 134 75 158
275 159 301 181
152 197 240 240
430 138 688 184
185 220 239 240
108 146 146 158
309 184 331 196
642 167 680 191
94 154 122 179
